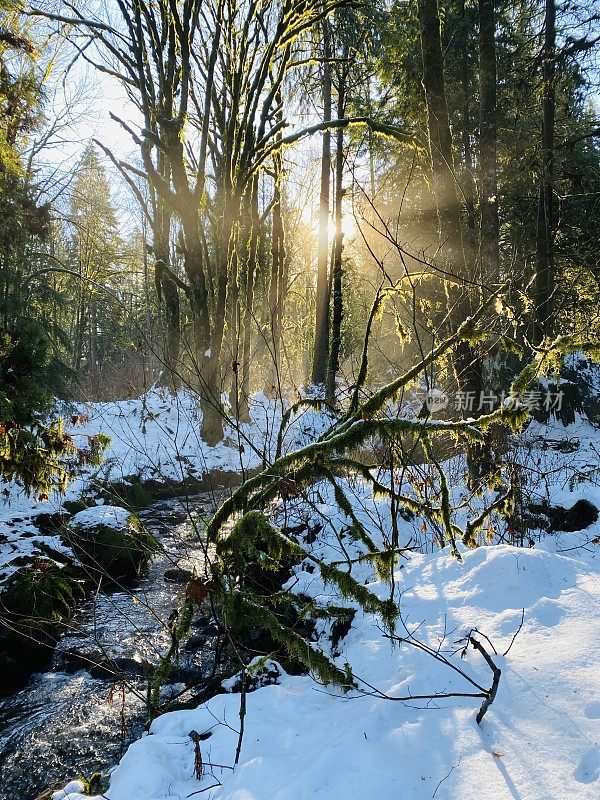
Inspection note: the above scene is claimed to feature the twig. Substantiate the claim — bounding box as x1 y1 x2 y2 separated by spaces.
557 539 596 553
354 673 486 702
469 636 501 724
187 782 222 796
468 628 497 656
432 757 461 798
382 625 489 694
503 608 525 656
189 730 204 780
234 666 247 765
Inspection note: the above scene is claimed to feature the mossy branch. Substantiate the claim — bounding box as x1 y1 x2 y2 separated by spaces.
149 598 194 719
275 398 334 461
326 284 507 440
463 486 513 548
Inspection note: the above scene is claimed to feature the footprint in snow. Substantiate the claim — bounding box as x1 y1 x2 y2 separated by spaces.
584 702 600 720
529 599 563 628
574 746 600 784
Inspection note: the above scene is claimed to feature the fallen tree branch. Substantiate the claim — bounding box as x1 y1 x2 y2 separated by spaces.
469 635 502 724
432 757 461 798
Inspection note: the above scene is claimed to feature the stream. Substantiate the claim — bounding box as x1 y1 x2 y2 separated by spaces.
0 492 225 800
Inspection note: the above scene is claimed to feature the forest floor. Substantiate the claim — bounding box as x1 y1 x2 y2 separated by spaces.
2 392 600 800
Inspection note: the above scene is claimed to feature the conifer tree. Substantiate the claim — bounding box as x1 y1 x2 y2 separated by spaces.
68 143 123 380
0 6 92 497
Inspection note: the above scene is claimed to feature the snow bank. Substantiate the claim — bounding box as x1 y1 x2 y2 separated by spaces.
57 537 600 800
5 388 599 800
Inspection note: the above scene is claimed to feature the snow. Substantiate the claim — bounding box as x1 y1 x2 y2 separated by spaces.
54 538 600 800
52 781 86 799
70 505 132 530
3 384 599 800
49 417 600 800
0 388 333 586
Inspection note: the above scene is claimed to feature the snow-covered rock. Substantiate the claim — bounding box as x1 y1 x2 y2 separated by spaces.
66 505 156 584
70 505 132 531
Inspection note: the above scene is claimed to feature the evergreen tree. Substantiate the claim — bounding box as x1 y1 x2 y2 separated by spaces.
67 143 123 381
0 7 77 497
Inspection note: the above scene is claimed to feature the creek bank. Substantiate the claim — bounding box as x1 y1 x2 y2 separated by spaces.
0 559 84 693
63 468 252 513
0 469 249 692
523 498 599 533
0 492 230 800
0 508 157 694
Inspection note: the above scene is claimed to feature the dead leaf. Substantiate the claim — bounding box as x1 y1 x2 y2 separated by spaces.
186 578 210 605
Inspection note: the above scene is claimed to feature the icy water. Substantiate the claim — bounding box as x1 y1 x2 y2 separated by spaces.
0 493 224 800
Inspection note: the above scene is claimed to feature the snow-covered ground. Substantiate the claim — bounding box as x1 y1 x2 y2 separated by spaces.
53 529 600 800
3 386 600 799
42 404 600 800
0 389 332 585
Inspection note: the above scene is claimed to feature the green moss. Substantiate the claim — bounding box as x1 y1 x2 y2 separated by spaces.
217 510 304 576
319 562 398 632
66 513 159 585
63 498 93 515
236 594 352 688
149 597 195 719
205 332 600 700
75 772 103 795
103 478 153 510
0 559 83 626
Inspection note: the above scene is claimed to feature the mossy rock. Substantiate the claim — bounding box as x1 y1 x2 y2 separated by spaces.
102 478 153 510
0 625 56 694
0 559 82 625
0 560 83 691
528 499 599 532
65 505 159 586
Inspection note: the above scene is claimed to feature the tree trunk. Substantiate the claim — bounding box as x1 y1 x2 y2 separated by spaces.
417 0 465 273
477 0 502 413
160 275 180 383
154 207 180 388
181 205 224 446
534 0 556 344
163 124 225 444
90 301 98 390
191 269 224 446
239 178 261 421
417 0 486 482
226 201 242 410
325 71 346 403
265 95 286 396
311 18 332 388
459 0 477 243
266 147 286 394
478 0 500 286
74 300 85 374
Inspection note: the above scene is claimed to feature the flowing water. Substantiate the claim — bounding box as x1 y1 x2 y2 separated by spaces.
0 493 225 800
